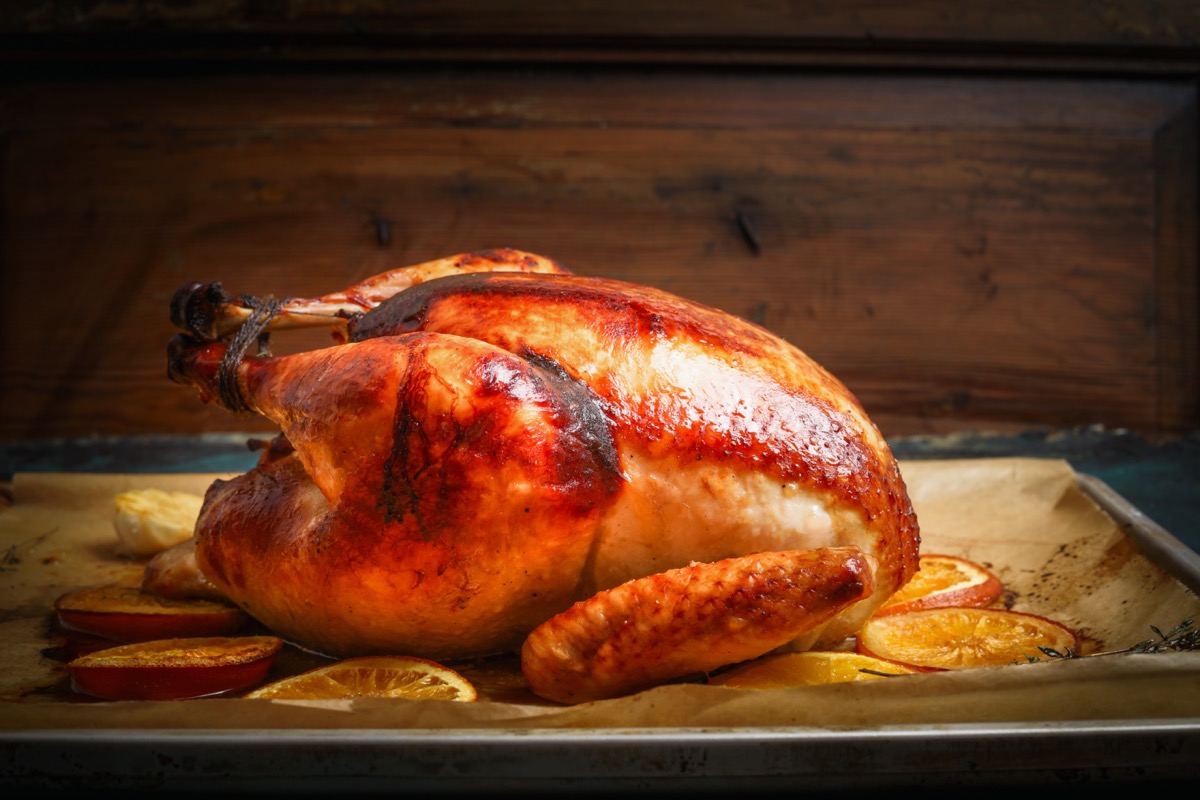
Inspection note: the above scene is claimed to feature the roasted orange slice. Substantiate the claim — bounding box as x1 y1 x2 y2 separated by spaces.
708 651 917 689
66 636 283 700
55 584 249 643
874 554 1003 617
856 607 1080 671
244 655 478 701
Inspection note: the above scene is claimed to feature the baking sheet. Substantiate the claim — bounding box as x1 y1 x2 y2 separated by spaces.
2 458 1199 789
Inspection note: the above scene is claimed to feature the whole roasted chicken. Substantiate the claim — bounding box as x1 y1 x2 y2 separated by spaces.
153 248 920 703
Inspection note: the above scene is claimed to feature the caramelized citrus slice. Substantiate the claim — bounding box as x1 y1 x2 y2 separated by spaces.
874 554 1003 617
708 651 917 689
244 655 478 701
67 636 283 700
55 584 249 642
856 607 1080 671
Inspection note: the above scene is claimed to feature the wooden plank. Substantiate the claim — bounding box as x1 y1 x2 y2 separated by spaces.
0 68 1194 440
1153 95 1200 430
4 3 1200 82
4 69 1189 132
4 0 1200 53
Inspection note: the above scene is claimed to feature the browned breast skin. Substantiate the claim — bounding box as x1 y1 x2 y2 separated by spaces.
351 272 908 530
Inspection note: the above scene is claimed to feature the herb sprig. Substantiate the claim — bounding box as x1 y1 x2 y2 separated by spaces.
1026 617 1198 663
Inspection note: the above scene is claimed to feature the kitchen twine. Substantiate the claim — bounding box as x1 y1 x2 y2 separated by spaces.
217 295 283 415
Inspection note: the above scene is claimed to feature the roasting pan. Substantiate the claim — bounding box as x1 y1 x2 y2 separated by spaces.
1 468 1198 792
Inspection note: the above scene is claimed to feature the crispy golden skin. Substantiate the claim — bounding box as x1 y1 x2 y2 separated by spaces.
157 251 920 698
522 547 875 704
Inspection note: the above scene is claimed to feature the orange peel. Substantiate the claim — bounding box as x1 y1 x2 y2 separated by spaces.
874 553 1003 617
245 655 478 701
709 650 917 689
856 607 1080 671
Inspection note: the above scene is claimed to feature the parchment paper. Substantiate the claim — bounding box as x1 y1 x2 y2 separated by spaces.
2 458 1198 730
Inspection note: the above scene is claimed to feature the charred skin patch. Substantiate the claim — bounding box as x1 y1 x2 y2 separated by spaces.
378 338 622 533
518 349 622 490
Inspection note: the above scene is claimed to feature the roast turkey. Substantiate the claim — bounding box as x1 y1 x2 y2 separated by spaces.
152 248 920 702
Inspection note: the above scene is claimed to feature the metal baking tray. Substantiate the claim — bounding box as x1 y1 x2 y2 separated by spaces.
3 474 1198 792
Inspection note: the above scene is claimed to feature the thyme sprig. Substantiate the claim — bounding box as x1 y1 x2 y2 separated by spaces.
1025 617 1198 663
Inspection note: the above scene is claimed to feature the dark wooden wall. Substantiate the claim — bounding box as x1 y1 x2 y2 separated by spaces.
2 1 1199 442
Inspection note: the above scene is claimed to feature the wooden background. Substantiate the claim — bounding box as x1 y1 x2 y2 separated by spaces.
2 1 1198 442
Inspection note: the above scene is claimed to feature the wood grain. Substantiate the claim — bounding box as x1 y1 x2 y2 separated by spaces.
1 66 1195 439
4 0 1200 70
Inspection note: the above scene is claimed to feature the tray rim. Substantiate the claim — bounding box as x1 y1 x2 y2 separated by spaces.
1076 472 1200 595
3 718 1199 790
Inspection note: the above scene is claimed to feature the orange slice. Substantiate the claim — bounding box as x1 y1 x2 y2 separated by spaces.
244 655 478 701
55 584 249 643
708 651 917 689
856 607 1080 671
874 554 1003 617
67 635 283 700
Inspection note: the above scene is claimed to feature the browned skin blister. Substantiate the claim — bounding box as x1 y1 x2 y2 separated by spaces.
159 251 920 690
521 547 874 704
